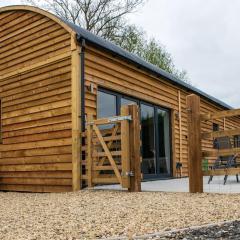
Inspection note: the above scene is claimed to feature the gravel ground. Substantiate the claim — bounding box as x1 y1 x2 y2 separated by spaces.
1 190 240 240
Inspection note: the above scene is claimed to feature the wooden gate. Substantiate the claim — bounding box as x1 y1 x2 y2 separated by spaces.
83 104 141 192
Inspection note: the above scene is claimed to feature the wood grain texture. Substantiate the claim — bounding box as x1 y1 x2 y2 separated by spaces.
83 46 240 177
0 9 73 192
186 95 203 193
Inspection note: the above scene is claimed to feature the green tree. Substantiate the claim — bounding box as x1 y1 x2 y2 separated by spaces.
115 25 189 82
22 0 189 82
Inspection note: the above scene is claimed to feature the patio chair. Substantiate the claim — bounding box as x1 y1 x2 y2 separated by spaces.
208 136 239 185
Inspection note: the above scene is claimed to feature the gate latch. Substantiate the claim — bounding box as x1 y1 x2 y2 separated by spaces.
108 115 132 123
122 171 134 177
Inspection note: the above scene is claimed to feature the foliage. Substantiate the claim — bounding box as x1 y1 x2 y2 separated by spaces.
115 25 189 82
22 0 189 82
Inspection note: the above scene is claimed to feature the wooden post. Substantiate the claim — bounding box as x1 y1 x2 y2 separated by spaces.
178 90 183 176
87 115 93 188
128 104 141 192
71 36 81 191
121 105 130 188
171 109 177 177
186 94 203 193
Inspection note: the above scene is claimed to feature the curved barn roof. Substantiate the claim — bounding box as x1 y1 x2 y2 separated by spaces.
0 5 232 109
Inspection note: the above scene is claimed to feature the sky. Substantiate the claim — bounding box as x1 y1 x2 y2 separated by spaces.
1 0 240 107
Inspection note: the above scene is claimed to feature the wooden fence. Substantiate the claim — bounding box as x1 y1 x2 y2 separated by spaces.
187 94 240 193
81 104 142 192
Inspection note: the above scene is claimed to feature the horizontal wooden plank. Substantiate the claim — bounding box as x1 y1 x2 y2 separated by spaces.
3 122 71 138
92 135 121 143
0 146 71 158
203 167 240 176
3 115 71 132
0 61 70 90
202 128 240 139
3 130 71 144
0 163 72 172
0 26 65 60
0 42 70 75
3 106 71 125
0 138 71 151
0 16 49 43
0 12 38 35
3 89 71 113
0 171 72 178
0 19 56 53
92 177 120 184
0 184 72 192
201 109 240 121
0 178 72 186
92 151 122 157
202 147 240 157
3 99 71 119
85 165 122 170
0 154 72 165
0 39 70 74
0 52 71 81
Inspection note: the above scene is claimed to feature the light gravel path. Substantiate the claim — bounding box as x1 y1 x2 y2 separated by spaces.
1 190 240 240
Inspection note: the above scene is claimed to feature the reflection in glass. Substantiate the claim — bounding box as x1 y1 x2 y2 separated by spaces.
97 91 117 118
97 91 117 129
121 98 137 106
141 104 156 174
157 109 171 175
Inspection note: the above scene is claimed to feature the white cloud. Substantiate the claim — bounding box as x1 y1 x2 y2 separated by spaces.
129 0 240 107
0 0 22 7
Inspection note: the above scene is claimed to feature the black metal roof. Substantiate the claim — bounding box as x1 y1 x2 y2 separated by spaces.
65 20 232 110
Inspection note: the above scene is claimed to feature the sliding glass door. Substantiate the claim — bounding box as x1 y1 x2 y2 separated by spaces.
141 104 156 175
156 108 171 176
97 89 172 179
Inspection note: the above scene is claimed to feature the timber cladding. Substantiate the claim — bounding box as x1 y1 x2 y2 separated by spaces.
0 7 74 192
84 46 240 177
1 6 240 192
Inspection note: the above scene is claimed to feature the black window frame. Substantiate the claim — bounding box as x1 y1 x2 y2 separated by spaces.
97 88 173 179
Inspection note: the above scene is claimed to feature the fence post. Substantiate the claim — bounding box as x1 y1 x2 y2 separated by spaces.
186 94 203 193
128 104 141 192
87 114 93 188
121 105 130 188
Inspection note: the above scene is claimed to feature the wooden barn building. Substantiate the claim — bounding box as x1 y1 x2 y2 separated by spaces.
0 5 239 192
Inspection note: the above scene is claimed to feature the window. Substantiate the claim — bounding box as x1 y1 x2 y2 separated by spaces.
213 123 219 132
157 108 171 175
141 104 156 174
97 91 117 118
97 88 172 178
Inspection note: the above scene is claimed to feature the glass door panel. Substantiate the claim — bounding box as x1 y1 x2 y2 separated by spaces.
97 91 117 129
141 104 156 175
156 108 171 175
97 91 117 118
121 98 137 106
